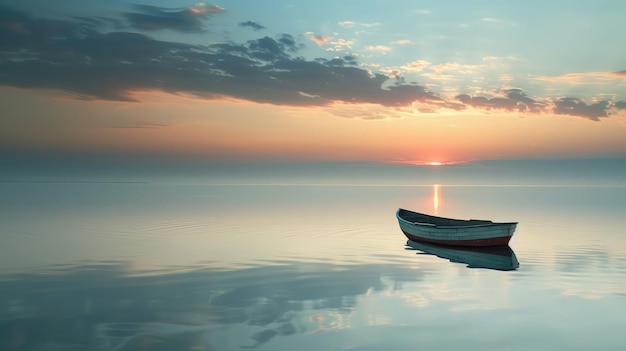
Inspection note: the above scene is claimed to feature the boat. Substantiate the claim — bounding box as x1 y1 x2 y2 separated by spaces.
405 240 519 271
396 208 517 247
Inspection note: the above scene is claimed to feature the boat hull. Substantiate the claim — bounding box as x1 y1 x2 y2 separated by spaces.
396 208 517 247
401 230 512 246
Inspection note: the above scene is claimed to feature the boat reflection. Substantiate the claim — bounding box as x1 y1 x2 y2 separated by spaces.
405 240 520 271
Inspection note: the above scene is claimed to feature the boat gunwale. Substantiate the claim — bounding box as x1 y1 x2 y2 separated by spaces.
396 208 518 229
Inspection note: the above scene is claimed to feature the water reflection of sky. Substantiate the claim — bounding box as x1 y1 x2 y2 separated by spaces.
1 169 626 349
1 258 625 350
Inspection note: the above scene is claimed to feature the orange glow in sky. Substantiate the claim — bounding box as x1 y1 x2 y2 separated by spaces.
1 0 625 163
2 87 626 162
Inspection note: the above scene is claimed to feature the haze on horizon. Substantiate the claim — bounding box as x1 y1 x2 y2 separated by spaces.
1 0 626 165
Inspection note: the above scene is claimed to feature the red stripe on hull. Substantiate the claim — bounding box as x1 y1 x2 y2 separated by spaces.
402 231 511 247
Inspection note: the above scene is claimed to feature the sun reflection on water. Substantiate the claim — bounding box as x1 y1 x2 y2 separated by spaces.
433 184 440 214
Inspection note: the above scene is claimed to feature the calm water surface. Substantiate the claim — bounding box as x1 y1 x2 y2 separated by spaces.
1 163 626 350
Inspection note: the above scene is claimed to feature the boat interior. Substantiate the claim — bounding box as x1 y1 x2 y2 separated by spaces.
398 208 493 226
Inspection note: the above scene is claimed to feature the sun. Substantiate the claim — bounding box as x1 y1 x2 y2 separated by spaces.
391 159 472 166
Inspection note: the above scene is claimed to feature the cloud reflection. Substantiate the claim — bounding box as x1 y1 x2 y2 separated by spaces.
0 261 424 350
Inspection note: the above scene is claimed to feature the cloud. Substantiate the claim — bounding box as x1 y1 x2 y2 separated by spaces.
0 6 445 108
338 21 356 28
479 18 517 26
325 37 353 52
552 98 610 121
379 60 430 79
456 89 546 113
338 21 380 28
430 62 482 74
500 74 514 82
246 34 300 61
482 55 518 63
124 3 224 32
239 20 266 31
418 61 488 83
0 5 623 122
403 60 430 72
455 89 624 121
392 39 412 45
534 71 626 84
326 102 404 120
364 45 392 52
305 32 332 46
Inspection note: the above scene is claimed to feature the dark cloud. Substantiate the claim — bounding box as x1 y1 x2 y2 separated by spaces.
71 15 125 30
247 35 298 61
455 89 623 121
456 88 545 113
343 55 358 65
124 3 224 32
504 88 545 112
239 20 266 31
0 5 97 51
0 8 193 101
0 6 442 107
553 98 610 121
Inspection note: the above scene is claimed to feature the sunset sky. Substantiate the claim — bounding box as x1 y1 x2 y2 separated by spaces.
2 0 626 165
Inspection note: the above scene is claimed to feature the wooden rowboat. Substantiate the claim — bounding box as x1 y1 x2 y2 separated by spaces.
396 208 517 247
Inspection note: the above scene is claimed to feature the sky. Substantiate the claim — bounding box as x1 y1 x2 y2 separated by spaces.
1 0 626 165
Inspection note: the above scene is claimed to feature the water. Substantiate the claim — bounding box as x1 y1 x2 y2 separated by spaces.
1 161 626 350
